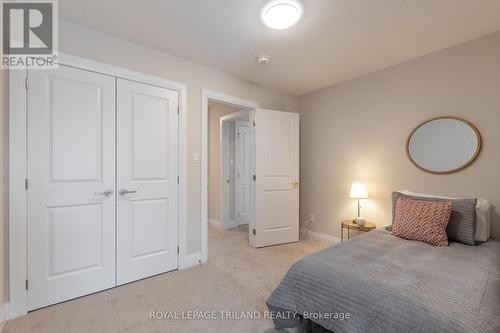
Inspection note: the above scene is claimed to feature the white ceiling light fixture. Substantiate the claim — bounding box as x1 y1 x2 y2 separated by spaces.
257 55 271 64
261 0 303 30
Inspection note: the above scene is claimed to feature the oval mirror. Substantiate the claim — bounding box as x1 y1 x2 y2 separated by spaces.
406 116 481 174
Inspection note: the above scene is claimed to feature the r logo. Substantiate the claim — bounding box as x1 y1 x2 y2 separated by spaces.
2 1 53 54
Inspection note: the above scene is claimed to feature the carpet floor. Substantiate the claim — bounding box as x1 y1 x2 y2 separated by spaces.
5 226 328 333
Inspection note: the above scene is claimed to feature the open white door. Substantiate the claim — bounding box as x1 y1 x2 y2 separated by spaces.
235 120 251 226
251 109 299 248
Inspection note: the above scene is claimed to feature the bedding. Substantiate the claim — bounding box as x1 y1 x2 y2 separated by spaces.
392 191 477 245
400 190 491 241
392 198 452 246
475 198 492 241
266 230 500 333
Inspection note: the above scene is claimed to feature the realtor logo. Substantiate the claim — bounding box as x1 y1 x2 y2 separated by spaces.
1 0 58 68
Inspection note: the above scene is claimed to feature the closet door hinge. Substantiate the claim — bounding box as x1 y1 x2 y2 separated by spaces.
25 279 29 290
177 176 179 184
177 246 179 254
252 121 256 127
25 77 29 90
25 179 28 190
253 175 256 181
252 229 256 235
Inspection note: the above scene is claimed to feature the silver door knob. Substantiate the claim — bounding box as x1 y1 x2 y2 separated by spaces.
119 188 138 196
95 189 113 196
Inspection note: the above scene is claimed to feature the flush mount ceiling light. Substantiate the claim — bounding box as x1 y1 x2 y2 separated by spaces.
257 55 271 64
261 0 303 30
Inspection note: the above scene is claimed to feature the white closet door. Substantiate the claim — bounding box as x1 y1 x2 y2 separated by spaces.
235 121 251 225
116 79 179 285
252 109 299 248
27 66 116 310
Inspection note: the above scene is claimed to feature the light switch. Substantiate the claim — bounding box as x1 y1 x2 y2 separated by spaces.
192 153 199 164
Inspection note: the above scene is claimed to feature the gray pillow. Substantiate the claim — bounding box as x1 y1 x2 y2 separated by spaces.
391 191 477 246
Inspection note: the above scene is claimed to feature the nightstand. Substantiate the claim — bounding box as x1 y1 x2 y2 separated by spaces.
341 220 376 241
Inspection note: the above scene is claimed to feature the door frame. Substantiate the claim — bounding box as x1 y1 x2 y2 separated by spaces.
9 53 188 319
201 90 259 262
219 112 250 230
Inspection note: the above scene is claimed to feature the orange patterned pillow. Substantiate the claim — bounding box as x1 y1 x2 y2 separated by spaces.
392 198 452 246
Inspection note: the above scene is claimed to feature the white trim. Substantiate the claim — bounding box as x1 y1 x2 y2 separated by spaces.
9 69 28 319
208 219 224 230
0 303 10 332
201 90 259 264
248 110 256 247
9 52 189 318
57 54 187 91
182 252 202 269
176 74 189 272
220 109 250 123
299 228 341 244
208 219 238 231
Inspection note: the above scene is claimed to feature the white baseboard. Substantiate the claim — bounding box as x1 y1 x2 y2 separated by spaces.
300 228 341 244
208 219 238 230
179 252 202 269
208 219 224 230
0 303 9 332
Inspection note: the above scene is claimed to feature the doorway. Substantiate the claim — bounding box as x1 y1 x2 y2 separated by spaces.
201 91 259 261
212 105 253 231
201 90 301 261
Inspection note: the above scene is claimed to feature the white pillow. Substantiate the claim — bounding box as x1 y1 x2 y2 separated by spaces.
400 190 491 241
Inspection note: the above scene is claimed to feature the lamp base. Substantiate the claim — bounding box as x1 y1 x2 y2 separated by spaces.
353 217 366 226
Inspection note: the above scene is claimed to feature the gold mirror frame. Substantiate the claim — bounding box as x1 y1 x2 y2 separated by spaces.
406 116 482 175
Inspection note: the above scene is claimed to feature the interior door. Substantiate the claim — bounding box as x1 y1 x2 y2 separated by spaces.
27 65 116 310
252 109 299 247
116 79 179 285
235 121 251 226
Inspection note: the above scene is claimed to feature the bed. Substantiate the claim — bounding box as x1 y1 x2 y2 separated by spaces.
266 230 500 333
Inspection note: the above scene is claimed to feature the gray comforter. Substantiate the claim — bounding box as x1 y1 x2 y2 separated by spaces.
266 230 500 333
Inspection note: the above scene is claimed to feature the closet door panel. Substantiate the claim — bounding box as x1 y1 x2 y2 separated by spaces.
27 65 116 310
116 79 179 285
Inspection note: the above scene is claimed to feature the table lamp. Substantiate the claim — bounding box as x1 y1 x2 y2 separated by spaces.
349 181 368 225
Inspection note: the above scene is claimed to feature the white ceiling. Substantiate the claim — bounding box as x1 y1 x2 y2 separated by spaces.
59 0 500 96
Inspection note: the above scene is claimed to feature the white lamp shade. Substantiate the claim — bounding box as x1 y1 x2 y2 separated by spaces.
349 182 368 199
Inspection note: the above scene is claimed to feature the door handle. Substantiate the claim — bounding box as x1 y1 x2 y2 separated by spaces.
119 188 138 196
290 181 299 189
94 189 113 196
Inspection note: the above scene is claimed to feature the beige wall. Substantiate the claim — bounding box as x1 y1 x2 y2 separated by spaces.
298 31 500 240
208 102 240 222
56 20 298 254
0 69 8 305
